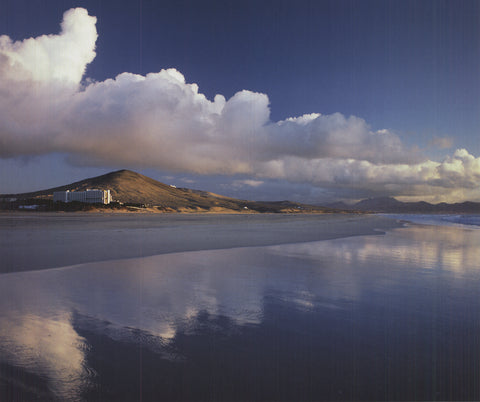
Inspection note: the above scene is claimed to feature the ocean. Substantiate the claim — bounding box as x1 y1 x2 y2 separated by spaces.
382 213 480 228
0 213 479 400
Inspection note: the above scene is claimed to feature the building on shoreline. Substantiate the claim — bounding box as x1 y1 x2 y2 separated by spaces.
53 189 111 204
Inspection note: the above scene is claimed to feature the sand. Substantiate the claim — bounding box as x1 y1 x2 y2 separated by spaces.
0 213 401 274
2 221 480 400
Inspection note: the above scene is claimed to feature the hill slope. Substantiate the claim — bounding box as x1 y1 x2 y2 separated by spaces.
2 169 340 213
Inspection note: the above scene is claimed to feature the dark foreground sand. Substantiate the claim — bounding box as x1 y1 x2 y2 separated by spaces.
0 213 401 274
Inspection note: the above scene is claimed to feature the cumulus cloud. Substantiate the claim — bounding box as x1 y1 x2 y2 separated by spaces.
233 179 265 188
429 136 454 150
267 115 419 164
1 8 480 202
0 8 96 85
0 8 97 158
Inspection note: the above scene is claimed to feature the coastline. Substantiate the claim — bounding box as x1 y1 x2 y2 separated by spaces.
0 213 401 274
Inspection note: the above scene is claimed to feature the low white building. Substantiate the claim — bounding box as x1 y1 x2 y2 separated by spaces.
53 189 111 204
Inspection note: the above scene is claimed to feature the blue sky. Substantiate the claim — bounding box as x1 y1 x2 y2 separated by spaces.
1 0 480 203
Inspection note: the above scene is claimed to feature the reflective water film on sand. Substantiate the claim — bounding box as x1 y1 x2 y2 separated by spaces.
1 223 480 400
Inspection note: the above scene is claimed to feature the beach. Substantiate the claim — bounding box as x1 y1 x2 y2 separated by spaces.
0 213 398 274
1 213 479 400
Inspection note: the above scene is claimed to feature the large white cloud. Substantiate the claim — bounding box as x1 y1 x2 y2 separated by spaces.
1 8 480 202
0 8 97 158
0 8 96 85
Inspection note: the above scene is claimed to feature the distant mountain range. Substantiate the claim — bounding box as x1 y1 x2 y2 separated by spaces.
328 196 480 213
1 169 342 214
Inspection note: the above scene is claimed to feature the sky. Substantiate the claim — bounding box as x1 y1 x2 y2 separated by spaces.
1 0 480 203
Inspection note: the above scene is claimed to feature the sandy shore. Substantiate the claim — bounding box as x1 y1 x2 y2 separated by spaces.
0 213 401 274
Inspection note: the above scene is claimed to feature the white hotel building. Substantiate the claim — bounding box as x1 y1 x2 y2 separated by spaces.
53 189 112 204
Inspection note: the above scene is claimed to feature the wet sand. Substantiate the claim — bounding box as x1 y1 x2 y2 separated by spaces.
1 222 480 400
0 213 400 273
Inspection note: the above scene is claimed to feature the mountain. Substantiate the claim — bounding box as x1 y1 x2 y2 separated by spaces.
1 169 342 214
329 197 480 213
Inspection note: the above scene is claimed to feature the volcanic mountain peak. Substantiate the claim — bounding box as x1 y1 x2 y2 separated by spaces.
2 170 339 214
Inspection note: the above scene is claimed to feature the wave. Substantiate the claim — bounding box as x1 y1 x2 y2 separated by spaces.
381 214 480 228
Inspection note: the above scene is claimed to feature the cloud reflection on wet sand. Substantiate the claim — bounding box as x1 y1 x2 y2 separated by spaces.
1 223 480 399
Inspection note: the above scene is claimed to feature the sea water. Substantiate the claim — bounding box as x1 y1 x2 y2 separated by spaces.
1 216 480 400
382 213 480 228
